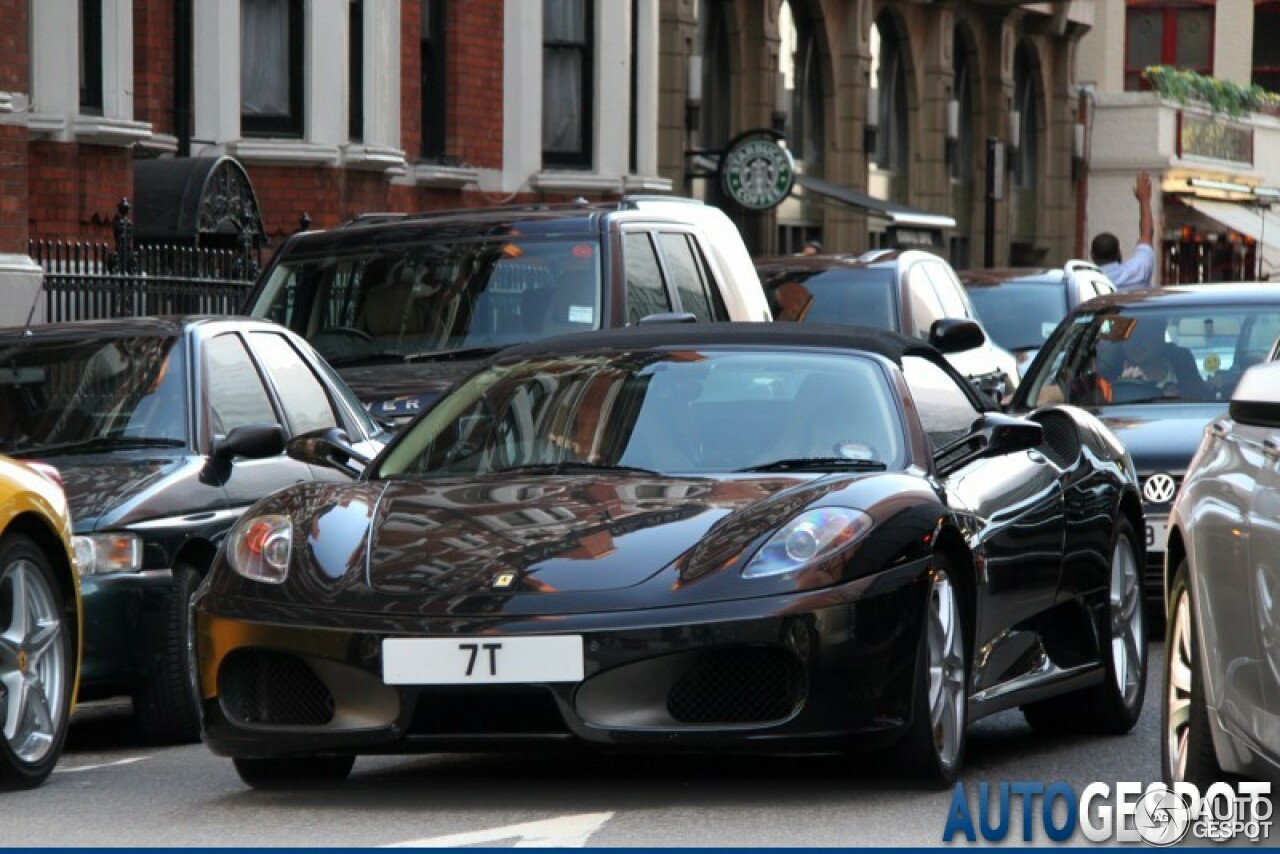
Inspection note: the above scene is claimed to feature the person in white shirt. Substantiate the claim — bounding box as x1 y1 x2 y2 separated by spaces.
1091 170 1155 291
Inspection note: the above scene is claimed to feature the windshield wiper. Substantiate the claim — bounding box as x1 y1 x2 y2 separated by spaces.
737 457 888 473
490 461 662 477
9 436 186 458
403 345 510 364
324 351 410 367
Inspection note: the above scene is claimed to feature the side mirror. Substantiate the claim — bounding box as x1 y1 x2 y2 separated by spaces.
929 318 986 354
638 312 698 325
936 413 1044 477
1229 363 1280 427
212 424 286 464
286 427 371 478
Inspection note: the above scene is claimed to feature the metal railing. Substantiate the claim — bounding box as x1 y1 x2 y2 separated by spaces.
30 199 261 323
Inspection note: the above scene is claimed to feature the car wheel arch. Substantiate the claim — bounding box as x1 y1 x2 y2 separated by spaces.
932 525 977 658
5 513 78 631
1165 526 1188 612
1118 490 1145 557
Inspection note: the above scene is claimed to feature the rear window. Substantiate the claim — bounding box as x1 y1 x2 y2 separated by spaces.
966 281 1068 351
248 237 603 363
763 268 898 332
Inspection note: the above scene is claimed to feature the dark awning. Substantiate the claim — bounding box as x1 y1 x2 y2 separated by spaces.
795 174 956 229
133 155 265 246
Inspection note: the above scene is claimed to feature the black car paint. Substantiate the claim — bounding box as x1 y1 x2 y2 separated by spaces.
0 317 384 697
194 334 1141 757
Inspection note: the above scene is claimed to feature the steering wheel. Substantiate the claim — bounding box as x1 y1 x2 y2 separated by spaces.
312 326 374 344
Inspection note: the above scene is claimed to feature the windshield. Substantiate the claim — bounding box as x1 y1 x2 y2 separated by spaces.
377 350 904 477
763 269 898 331
0 335 188 454
250 237 603 363
1022 304 1280 408
966 281 1067 351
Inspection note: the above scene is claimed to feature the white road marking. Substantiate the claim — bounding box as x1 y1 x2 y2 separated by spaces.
387 811 615 848
54 756 152 774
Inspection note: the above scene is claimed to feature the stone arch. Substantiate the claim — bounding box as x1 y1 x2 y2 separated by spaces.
868 4 916 205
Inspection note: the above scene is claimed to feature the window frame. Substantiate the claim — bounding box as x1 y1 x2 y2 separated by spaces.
654 231 728 322
621 229 676 323
349 0 364 143
541 0 595 168
240 0 306 139
420 0 448 160
1253 1 1280 92
1123 1 1215 92
245 331 345 437
79 0 104 115
200 331 284 448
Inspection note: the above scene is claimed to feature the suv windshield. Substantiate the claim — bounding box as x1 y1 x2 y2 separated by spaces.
966 280 1067 352
250 237 603 364
377 350 904 477
762 268 897 330
1022 304 1280 407
0 335 188 454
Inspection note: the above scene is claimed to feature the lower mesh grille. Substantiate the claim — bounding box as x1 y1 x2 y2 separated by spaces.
219 650 335 726
666 648 804 725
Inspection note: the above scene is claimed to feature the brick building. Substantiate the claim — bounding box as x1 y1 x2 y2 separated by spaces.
0 0 1099 324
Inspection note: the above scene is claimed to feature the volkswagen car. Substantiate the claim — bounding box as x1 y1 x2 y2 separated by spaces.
194 323 1145 789
1013 284 1280 608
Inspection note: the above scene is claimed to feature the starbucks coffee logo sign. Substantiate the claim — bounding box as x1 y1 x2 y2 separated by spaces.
719 130 795 210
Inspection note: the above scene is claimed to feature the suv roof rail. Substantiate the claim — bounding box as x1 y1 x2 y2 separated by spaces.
1063 259 1101 274
330 196 707 230
855 248 899 264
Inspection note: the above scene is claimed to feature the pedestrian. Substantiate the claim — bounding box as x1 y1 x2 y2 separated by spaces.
1090 170 1155 291
801 240 823 256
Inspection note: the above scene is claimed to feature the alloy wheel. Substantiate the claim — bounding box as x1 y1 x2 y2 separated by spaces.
1110 535 1144 707
0 558 67 765
1166 588 1193 782
927 569 966 771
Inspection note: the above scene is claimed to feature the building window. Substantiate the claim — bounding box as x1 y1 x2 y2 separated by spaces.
349 0 364 142
1013 43 1039 190
951 30 974 182
871 13 908 175
781 1 824 169
1254 2 1280 92
420 0 447 159
542 0 593 168
79 0 103 115
1124 2 1213 91
241 0 304 137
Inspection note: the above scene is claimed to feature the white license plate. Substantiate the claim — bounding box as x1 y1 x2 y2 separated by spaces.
1146 517 1168 553
381 636 584 685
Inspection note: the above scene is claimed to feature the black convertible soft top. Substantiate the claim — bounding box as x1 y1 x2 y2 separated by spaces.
499 321 944 368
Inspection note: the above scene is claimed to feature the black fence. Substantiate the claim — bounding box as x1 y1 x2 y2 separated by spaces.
30 199 262 323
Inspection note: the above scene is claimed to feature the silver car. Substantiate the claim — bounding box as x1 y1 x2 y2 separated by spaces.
1164 361 1280 783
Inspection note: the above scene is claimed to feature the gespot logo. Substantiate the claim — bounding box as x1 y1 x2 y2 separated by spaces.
942 780 1273 845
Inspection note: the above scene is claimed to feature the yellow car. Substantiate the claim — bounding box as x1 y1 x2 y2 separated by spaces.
0 456 80 790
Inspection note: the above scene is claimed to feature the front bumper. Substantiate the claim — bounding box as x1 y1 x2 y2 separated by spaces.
78 569 174 697
196 558 931 758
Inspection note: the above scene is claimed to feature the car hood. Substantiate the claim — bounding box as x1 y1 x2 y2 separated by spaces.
1090 403 1224 474
52 455 187 532
360 474 821 596
337 360 487 419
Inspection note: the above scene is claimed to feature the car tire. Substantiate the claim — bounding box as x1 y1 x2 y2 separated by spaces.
233 755 355 789
133 563 201 745
1023 519 1146 735
0 533 75 791
895 554 968 786
1162 559 1222 786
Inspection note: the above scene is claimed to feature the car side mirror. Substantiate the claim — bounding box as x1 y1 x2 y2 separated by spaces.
936 413 1044 477
929 318 986 354
212 424 286 464
638 312 698 325
1229 363 1280 427
286 427 371 478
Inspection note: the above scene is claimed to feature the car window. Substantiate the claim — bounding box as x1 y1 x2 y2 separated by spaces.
907 266 946 337
248 332 340 435
624 232 673 323
763 268 898 330
924 264 972 319
688 236 731 321
659 232 718 322
204 334 279 436
902 355 980 450
966 281 1068 351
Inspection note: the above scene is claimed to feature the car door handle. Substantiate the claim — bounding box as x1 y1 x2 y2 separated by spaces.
1264 437 1280 460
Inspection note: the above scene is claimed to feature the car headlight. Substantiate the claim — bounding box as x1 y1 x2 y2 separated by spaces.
72 533 143 576
742 507 873 579
227 514 293 584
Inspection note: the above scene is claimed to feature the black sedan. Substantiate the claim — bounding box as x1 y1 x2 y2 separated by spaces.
0 316 387 743
194 323 1145 787
1012 284 1280 609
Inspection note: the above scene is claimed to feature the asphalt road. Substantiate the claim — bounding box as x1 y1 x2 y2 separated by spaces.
0 642 1200 848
